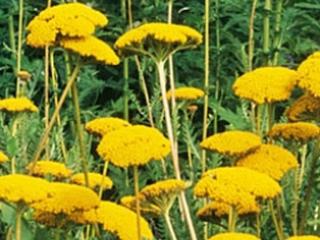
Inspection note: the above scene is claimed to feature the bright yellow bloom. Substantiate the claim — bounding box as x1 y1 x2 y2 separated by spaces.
166 87 205 101
287 236 320 240
0 97 38 113
200 131 261 158
27 160 72 179
208 232 260 240
286 93 320 122
32 182 99 215
297 51 320 97
0 174 50 205
27 3 107 47
60 36 120 65
0 151 9 163
85 117 131 137
232 67 298 104
97 125 170 167
70 172 113 190
268 122 320 143
115 22 202 56
236 144 298 180
120 195 162 216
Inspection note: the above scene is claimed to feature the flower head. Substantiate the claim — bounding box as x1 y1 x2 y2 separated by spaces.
70 172 113 190
0 151 9 163
120 195 161 216
200 131 261 158
236 144 298 180
0 97 38 113
208 232 260 240
232 67 298 104
287 236 320 240
27 160 72 179
97 125 170 167
85 117 131 137
166 87 205 101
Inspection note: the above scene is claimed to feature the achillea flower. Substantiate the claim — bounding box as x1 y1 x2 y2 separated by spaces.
32 183 99 215
97 125 170 168
85 117 131 137
200 131 261 158
208 232 260 240
297 51 320 97
286 93 320 122
59 36 120 65
0 151 9 163
166 87 205 101
0 174 50 205
70 172 113 190
120 195 161 216
232 67 298 104
27 160 72 179
268 122 320 143
236 144 298 180
287 236 320 240
0 97 38 113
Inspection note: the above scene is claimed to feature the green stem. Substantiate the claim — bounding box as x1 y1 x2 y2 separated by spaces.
164 211 178 240
228 206 237 232
98 161 109 199
54 229 61 240
291 168 300 235
15 204 25 240
272 0 284 65
213 0 220 134
248 0 258 71
267 103 274 132
44 46 50 159
8 15 16 60
263 0 272 66
255 213 261 237
268 199 284 240
16 0 24 97
133 166 142 240
123 59 129 120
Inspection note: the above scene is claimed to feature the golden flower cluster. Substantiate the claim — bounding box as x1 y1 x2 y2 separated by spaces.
232 67 298 104
236 144 298 180
0 97 38 113
208 232 260 240
166 87 205 101
200 130 261 158
27 160 72 179
287 236 320 240
70 172 113 190
0 151 8 163
85 117 131 137
97 125 170 167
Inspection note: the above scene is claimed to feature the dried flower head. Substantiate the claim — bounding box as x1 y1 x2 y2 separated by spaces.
0 97 38 113
208 232 260 240
0 151 9 163
85 117 131 137
17 70 32 81
70 172 113 190
97 125 170 167
232 67 298 104
27 160 72 179
166 87 205 101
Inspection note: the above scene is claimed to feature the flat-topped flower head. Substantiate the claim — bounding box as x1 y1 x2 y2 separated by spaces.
27 160 72 179
297 51 320 97
0 174 50 205
27 3 107 48
208 232 260 240
287 236 320 240
32 182 99 215
70 172 113 190
236 144 298 180
97 125 170 168
200 130 261 158
286 93 320 122
85 117 131 137
232 67 298 104
0 97 38 113
121 195 161 216
59 36 120 65
0 151 9 163
268 122 320 143
115 22 202 59
166 87 205 101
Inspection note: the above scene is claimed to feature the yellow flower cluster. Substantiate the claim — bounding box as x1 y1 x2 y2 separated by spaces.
236 144 298 180
287 236 320 240
0 174 50 205
0 97 38 113
286 93 320 122
121 195 162 216
166 87 205 101
97 125 170 167
208 232 260 240
232 67 298 104
268 122 320 143
200 131 261 158
60 36 120 65
297 51 320 97
0 151 8 163
27 160 72 179
27 3 107 47
70 172 113 190
85 117 131 137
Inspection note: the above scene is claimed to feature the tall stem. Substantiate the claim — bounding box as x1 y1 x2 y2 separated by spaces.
98 161 109 199
268 199 284 240
133 166 142 240
263 0 272 66
272 0 284 65
164 211 178 240
248 0 258 71
8 15 16 60
16 0 24 97
228 206 237 232
44 46 50 159
15 204 24 240
291 168 300 235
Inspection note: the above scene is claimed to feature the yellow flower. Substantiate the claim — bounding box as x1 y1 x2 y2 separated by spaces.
166 87 205 101
0 151 9 163
200 131 261 158
286 93 320 122
115 22 202 57
27 3 107 47
97 125 170 167
236 144 298 180
297 51 320 97
32 182 99 215
27 160 72 179
60 36 120 65
287 236 320 240
120 195 162 216
0 97 38 113
208 232 260 240
85 117 131 137
70 172 113 190
268 122 320 143
0 174 50 205
232 67 298 104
